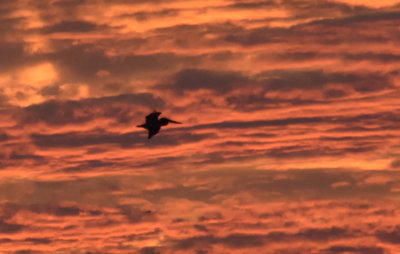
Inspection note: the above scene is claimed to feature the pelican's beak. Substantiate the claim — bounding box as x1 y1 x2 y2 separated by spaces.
137 124 146 128
168 119 181 124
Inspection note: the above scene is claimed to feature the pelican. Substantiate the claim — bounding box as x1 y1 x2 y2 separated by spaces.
137 111 181 139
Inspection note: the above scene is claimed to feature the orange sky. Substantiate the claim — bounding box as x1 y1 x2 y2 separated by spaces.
0 0 400 253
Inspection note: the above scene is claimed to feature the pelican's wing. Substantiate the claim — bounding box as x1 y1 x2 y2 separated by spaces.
147 126 160 139
145 112 161 124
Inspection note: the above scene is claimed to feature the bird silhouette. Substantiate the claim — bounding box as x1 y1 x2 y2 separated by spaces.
137 111 181 139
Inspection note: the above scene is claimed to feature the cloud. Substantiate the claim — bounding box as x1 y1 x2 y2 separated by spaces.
51 0 87 9
182 110 400 132
187 115 328 130
226 93 324 111
147 169 397 203
46 44 202 83
30 130 211 149
224 9 400 46
175 227 352 249
24 238 52 244
281 0 371 18
324 245 386 254
0 41 28 73
160 69 250 94
120 9 180 22
161 68 394 108
119 205 155 223
309 10 400 26
142 185 214 203
324 89 347 98
61 159 116 173
194 224 209 232
0 146 47 170
41 20 104 34
0 176 120 207
54 205 81 216
257 69 393 93
18 93 165 126
0 220 25 233
140 247 160 254
391 159 400 169
0 132 10 142
344 52 400 63
226 0 276 9
265 144 377 159
376 227 400 244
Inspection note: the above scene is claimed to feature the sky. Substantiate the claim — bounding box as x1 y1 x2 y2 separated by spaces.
0 0 400 253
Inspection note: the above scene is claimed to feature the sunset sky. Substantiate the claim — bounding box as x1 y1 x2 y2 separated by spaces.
1 0 400 253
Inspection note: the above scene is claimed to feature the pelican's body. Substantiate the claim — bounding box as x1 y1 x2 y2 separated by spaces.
137 111 181 139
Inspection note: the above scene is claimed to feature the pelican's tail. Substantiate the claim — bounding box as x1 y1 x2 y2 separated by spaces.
137 124 146 128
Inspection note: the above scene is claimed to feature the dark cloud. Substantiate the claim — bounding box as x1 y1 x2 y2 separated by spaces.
376 227 400 244
119 205 155 223
140 247 160 254
182 111 400 132
391 159 400 169
266 144 377 159
344 52 400 63
324 245 386 254
30 130 137 148
295 227 350 242
0 147 47 169
162 69 393 102
0 1 24 34
52 0 87 8
8 151 45 161
13 251 40 254
61 159 115 173
46 44 201 82
194 224 209 232
271 51 326 61
176 227 352 249
226 0 276 9
55 205 81 216
88 210 103 216
0 132 10 142
226 93 325 111
174 169 398 202
0 176 121 207
41 20 103 33
17 204 82 217
19 93 165 126
198 212 224 222
161 69 250 94
0 220 25 233
31 130 211 149
225 0 370 20
39 85 61 96
175 235 216 249
142 185 214 203
24 238 52 244
324 89 347 98
187 115 328 130
309 11 400 27
258 70 341 91
224 10 400 46
0 41 27 73
121 8 180 21
257 70 393 93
